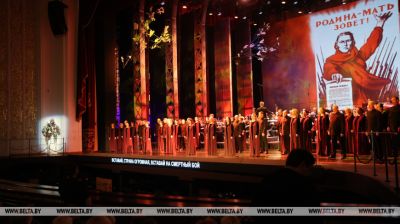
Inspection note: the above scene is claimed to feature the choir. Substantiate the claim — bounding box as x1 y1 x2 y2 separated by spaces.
106 97 400 159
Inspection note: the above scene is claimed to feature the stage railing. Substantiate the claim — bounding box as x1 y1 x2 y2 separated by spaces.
353 131 399 193
0 138 66 157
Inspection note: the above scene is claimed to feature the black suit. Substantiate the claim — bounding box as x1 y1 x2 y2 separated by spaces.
388 104 400 156
367 109 383 159
329 112 345 157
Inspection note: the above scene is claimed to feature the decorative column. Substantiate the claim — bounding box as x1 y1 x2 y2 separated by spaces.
193 0 209 118
214 18 233 118
134 0 149 120
235 21 254 116
165 0 179 118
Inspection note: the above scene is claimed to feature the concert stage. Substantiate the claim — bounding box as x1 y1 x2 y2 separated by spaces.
68 148 399 198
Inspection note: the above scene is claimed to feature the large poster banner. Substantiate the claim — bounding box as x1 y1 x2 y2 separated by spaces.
310 0 400 109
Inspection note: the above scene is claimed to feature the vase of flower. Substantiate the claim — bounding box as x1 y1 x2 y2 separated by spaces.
41 119 61 153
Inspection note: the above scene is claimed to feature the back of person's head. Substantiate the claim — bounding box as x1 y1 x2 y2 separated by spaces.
221 216 241 224
195 217 218 224
285 149 315 168
52 216 74 224
130 217 157 224
86 216 115 224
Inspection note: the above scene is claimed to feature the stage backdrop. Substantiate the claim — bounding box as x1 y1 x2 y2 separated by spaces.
263 0 399 111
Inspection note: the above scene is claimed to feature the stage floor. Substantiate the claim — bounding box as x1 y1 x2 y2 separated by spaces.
68 148 399 193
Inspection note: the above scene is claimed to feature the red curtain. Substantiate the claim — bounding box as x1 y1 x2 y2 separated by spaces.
76 0 98 152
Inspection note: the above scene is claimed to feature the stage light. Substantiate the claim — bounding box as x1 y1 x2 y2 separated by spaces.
217 12 222 16
342 0 346 4
294 1 298 5
242 16 247 19
234 15 239 19
209 12 213 16
253 23 257 26
281 1 286 4
160 1 165 6
182 5 187 9
298 11 302 14
258 11 263 15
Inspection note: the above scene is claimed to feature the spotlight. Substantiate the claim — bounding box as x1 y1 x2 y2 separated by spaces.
217 12 222 16
342 0 346 4
294 1 298 4
298 11 302 14
281 1 286 4
259 11 263 15
243 16 247 19
234 15 239 19
253 23 257 26
267 1 271 5
160 1 165 6
209 12 213 16
182 5 187 9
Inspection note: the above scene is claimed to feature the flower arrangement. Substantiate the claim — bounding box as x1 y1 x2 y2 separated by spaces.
41 119 61 141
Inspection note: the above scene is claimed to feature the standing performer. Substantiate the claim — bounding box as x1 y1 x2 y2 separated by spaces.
366 100 382 159
156 118 164 155
186 118 196 156
280 110 290 155
289 109 301 152
172 119 180 156
130 121 136 154
387 96 400 156
116 122 124 154
354 107 368 155
179 119 187 152
194 117 201 150
207 117 217 156
203 117 209 155
124 120 133 154
249 113 260 157
344 108 354 155
328 105 345 159
165 119 174 155
300 110 313 152
133 121 140 153
224 117 235 157
107 123 116 153
144 121 152 155
258 112 269 154
314 107 330 156
233 115 244 153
